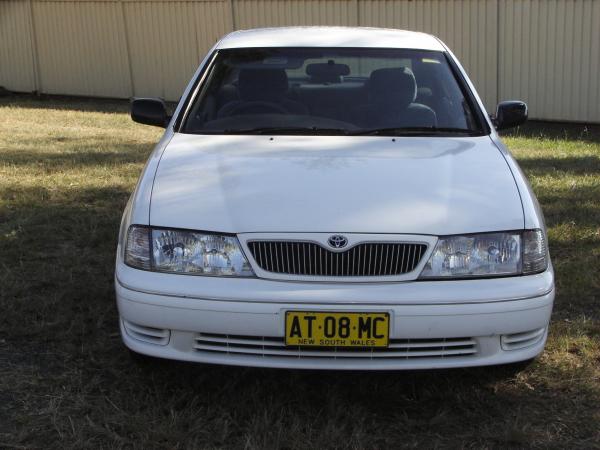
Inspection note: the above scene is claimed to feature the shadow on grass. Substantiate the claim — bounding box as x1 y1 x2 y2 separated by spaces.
502 120 600 144
1 93 177 115
511 150 600 320
1 101 599 448
3 336 596 449
0 182 597 447
518 156 600 176
536 190 600 227
0 185 129 324
1 93 131 114
0 144 153 169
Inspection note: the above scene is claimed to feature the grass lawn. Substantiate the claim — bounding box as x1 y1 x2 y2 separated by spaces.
1 96 599 449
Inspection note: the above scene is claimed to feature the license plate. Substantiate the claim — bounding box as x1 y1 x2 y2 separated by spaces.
285 311 389 347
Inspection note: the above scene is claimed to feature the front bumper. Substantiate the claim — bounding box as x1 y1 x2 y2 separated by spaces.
115 262 554 370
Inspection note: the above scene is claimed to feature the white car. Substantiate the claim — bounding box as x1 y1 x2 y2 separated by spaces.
116 27 554 370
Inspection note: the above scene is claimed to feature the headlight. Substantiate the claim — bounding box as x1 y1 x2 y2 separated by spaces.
124 225 254 277
419 230 548 279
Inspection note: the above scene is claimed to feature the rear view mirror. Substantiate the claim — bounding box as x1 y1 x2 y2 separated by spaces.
494 101 528 131
131 98 170 128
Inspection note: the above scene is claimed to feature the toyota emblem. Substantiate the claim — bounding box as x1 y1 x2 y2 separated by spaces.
328 235 348 249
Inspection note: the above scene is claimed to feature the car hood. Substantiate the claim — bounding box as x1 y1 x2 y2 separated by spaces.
150 134 524 235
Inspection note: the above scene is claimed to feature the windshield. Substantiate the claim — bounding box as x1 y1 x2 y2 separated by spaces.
181 47 484 136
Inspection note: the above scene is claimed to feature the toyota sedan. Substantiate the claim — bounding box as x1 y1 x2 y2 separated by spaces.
115 27 553 370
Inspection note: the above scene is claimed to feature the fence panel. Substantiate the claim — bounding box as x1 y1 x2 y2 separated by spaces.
0 0 599 122
123 0 231 100
233 0 359 28
31 0 131 97
0 1 36 93
499 0 600 122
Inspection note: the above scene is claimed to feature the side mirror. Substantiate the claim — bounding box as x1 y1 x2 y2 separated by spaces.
131 98 170 127
494 101 528 131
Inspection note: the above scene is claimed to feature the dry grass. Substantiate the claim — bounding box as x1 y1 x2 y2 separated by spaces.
1 95 599 449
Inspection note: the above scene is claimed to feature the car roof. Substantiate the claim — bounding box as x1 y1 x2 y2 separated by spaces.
216 27 445 51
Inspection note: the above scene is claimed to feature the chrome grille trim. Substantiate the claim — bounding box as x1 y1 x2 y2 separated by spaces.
193 333 477 359
247 241 427 277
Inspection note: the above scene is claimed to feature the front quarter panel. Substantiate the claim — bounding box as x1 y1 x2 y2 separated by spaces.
490 135 546 231
116 130 173 262
118 42 221 257
128 130 174 227
437 37 547 234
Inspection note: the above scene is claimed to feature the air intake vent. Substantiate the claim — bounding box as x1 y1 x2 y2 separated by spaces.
501 328 546 351
193 333 477 359
247 241 427 277
123 320 170 346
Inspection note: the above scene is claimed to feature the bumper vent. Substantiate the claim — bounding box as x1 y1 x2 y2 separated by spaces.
247 241 427 277
193 333 477 359
501 328 546 351
123 320 170 346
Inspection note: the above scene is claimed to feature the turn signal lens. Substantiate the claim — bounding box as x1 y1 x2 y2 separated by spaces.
124 226 151 270
523 229 548 274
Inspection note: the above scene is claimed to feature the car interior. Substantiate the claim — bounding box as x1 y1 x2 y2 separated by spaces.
184 49 476 133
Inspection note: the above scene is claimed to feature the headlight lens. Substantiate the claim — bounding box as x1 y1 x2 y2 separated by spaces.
419 230 547 279
124 226 254 277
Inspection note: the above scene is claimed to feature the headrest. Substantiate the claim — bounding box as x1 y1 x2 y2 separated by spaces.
306 60 350 83
238 68 289 101
368 67 417 108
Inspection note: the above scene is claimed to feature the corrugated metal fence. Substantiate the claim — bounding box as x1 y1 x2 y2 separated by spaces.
1 0 599 122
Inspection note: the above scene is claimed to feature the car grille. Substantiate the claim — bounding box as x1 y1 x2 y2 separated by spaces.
247 241 427 276
193 333 477 359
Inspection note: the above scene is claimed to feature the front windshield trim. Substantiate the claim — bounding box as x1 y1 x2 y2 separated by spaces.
177 47 488 136
442 52 491 135
174 50 219 132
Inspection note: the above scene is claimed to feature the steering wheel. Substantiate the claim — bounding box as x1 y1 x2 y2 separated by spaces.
227 101 288 116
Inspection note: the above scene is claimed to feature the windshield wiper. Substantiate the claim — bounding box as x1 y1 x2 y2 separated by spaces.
216 126 351 135
202 126 480 136
350 127 480 136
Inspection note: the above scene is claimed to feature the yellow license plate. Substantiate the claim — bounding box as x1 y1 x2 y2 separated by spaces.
285 311 389 347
